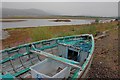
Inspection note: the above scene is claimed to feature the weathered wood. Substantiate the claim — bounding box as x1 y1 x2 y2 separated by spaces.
58 43 81 50
30 50 82 70
94 34 106 40
95 30 109 40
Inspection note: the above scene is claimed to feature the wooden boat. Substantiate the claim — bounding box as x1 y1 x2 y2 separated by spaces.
0 34 94 80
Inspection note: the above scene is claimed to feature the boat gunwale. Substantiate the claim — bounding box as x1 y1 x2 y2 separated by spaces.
1 34 94 79
1 34 92 53
71 34 95 79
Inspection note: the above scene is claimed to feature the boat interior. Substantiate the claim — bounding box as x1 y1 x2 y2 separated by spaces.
0 34 93 79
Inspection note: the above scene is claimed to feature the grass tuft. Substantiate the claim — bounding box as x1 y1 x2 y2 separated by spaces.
31 27 52 41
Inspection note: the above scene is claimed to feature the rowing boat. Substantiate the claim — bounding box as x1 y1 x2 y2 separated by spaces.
0 34 94 80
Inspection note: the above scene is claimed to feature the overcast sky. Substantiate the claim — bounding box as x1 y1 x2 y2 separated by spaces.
1 0 120 2
2 2 118 17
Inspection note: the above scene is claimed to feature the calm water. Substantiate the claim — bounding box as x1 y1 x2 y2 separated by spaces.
1 19 95 29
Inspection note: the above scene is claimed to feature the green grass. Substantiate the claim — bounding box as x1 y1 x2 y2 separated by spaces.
3 21 118 46
30 25 97 42
20 22 117 42
31 27 53 41
74 26 96 35
55 26 96 37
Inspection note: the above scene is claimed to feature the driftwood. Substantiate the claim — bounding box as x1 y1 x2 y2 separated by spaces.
95 30 109 40
0 30 10 40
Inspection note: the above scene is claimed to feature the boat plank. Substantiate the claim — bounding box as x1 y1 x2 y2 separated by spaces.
30 50 82 70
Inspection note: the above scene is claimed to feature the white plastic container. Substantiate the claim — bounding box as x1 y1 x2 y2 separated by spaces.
30 58 71 79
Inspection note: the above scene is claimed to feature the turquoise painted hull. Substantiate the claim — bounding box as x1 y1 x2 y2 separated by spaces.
0 34 94 80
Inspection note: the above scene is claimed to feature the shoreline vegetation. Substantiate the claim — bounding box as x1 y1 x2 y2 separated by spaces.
2 21 118 49
1 16 116 20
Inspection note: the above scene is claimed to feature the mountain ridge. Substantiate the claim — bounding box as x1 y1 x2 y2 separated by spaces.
1 8 53 18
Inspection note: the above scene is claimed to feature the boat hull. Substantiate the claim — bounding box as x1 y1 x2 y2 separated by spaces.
1 34 94 79
79 53 94 78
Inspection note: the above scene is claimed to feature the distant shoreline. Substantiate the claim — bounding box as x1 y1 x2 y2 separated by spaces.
1 19 94 29
0 19 27 22
1 16 114 20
